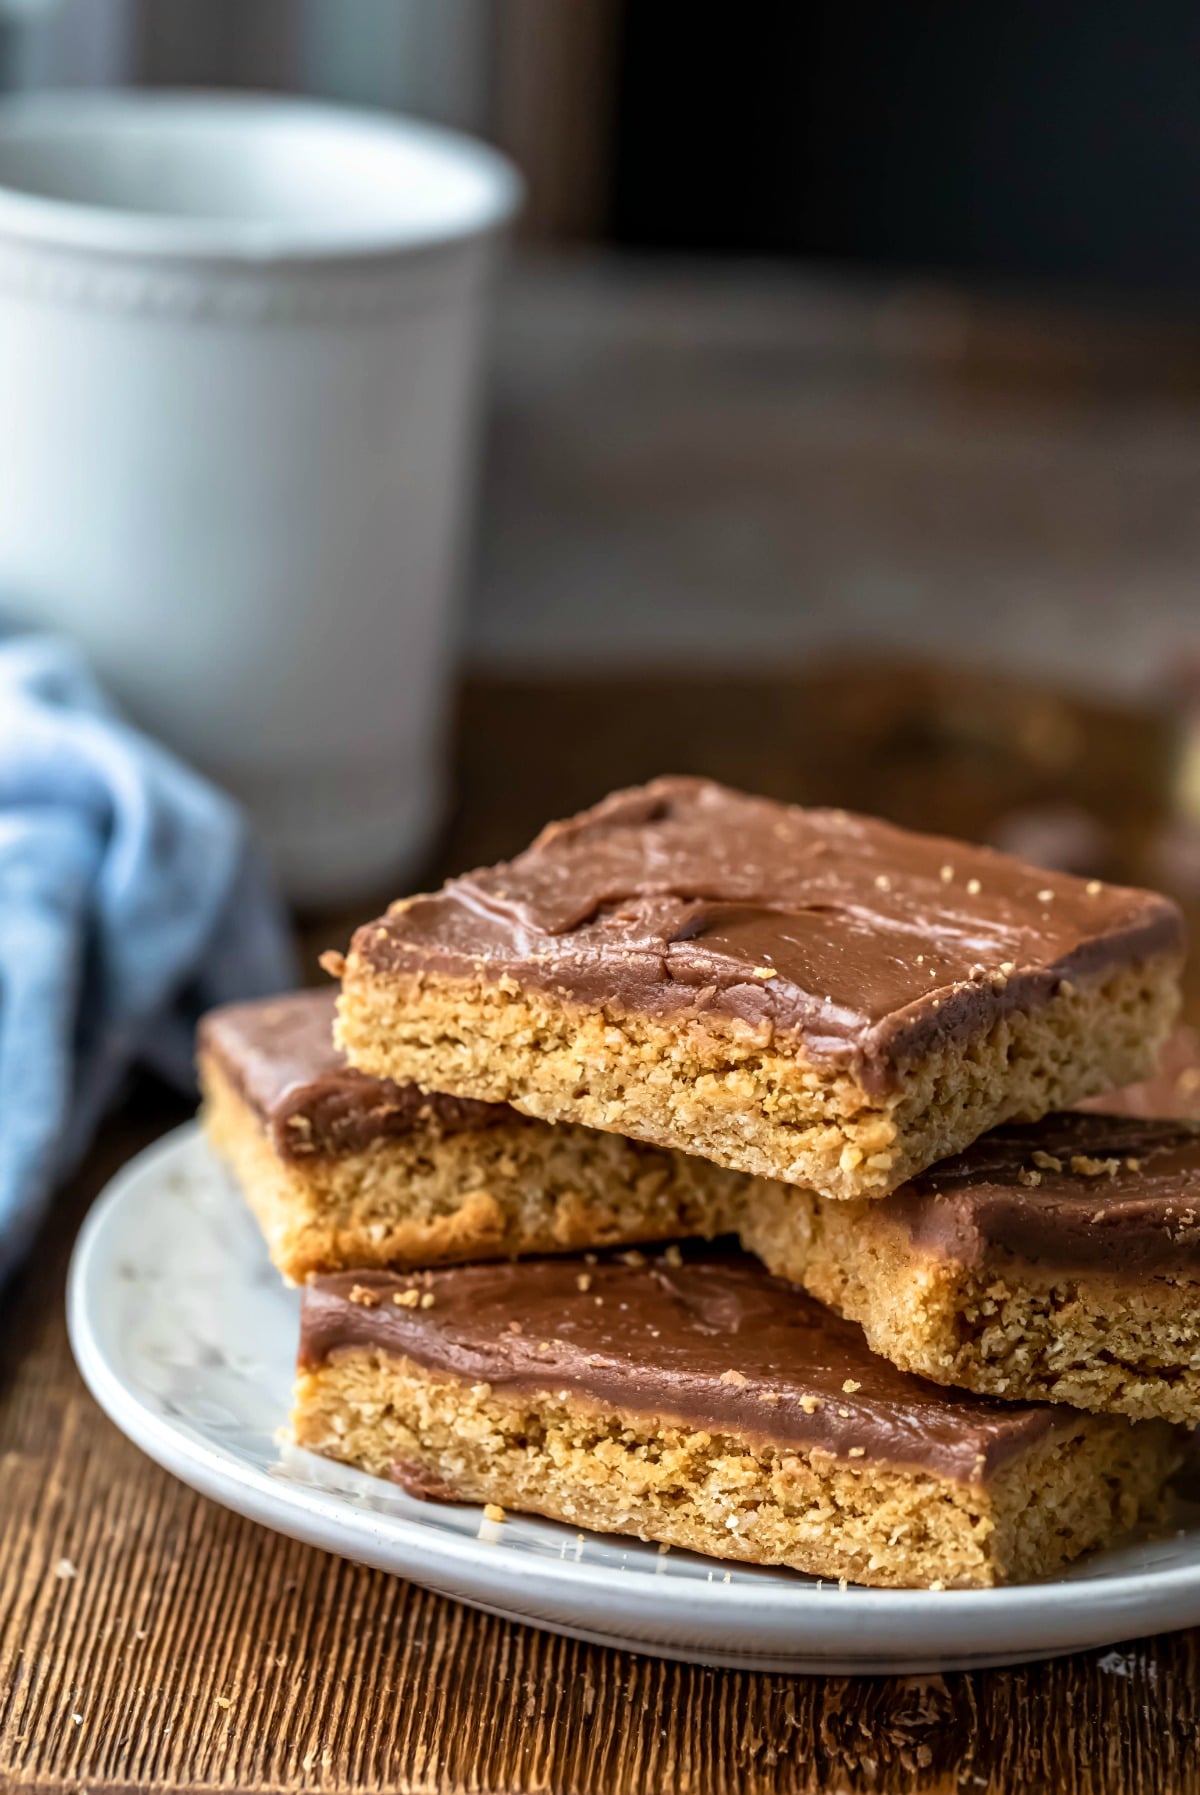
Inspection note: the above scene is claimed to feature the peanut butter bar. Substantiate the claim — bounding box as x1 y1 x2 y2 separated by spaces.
333 777 1184 1202
198 990 742 1282
292 1250 1178 1591
203 995 1200 1423
747 1112 1200 1424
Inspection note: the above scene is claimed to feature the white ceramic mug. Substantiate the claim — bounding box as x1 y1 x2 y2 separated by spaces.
0 91 520 906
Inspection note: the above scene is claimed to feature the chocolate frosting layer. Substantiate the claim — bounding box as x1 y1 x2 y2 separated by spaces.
198 990 521 1159
883 1112 1200 1273
350 777 1183 1094
299 1250 1080 1483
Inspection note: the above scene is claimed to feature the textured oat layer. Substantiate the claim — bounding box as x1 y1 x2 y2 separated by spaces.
746 1191 1200 1425
207 1051 1200 1424
335 957 1180 1200
201 1059 739 1284
292 1350 1176 1590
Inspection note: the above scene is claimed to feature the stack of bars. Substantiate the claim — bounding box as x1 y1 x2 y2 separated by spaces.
200 777 1200 1591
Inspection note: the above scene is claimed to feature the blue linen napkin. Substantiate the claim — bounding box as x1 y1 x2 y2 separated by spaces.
0 634 296 1281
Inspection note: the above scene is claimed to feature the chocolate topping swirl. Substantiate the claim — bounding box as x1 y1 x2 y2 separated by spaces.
351 778 1183 1094
884 1112 1200 1274
300 1249 1086 1485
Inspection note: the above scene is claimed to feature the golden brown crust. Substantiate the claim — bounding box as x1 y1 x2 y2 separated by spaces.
744 1187 1200 1424
292 1349 1178 1590
206 1044 1200 1424
200 1056 739 1284
334 956 1181 1201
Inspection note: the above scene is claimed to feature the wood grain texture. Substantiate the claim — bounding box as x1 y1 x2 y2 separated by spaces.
5 668 1200 1795
469 261 1200 685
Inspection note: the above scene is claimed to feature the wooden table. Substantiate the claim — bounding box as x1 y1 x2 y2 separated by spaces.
4 667 1200 1795
469 259 1200 697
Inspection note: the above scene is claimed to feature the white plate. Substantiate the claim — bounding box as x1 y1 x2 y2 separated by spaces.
68 1122 1200 1674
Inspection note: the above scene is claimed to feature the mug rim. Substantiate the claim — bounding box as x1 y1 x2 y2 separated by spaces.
0 89 523 264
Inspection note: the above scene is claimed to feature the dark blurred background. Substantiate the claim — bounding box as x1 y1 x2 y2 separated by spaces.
615 3 1200 287
8 0 1194 691
14 0 1200 283
8 0 1200 913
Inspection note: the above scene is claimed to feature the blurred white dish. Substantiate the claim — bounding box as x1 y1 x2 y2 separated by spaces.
67 1123 1200 1673
0 92 520 904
